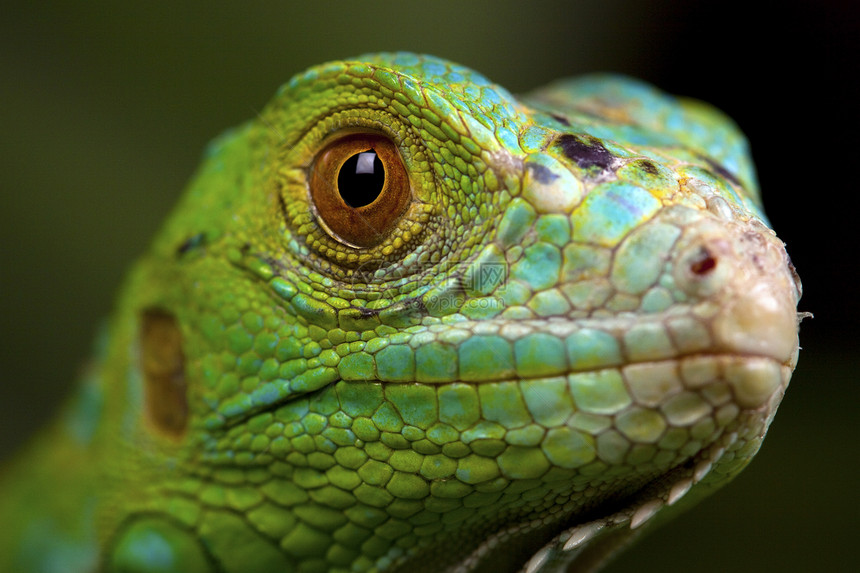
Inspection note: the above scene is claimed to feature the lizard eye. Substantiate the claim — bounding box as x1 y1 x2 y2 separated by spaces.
310 133 411 248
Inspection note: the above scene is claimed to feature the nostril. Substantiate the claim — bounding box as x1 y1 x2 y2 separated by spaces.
689 247 718 275
674 238 733 298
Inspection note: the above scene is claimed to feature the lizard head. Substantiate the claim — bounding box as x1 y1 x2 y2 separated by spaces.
109 53 802 573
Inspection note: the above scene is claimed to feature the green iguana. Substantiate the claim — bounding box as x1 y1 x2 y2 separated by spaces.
0 53 803 573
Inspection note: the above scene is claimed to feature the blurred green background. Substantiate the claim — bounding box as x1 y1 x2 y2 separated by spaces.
1 1 855 571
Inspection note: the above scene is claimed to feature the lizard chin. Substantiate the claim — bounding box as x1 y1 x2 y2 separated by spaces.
477 356 791 573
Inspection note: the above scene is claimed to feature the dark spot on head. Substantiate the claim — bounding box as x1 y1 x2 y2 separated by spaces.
277 192 289 219
389 296 428 326
357 305 380 318
639 160 659 175
689 247 718 275
525 162 560 185
556 134 614 171
140 308 187 439
550 113 570 126
176 233 206 256
703 156 742 187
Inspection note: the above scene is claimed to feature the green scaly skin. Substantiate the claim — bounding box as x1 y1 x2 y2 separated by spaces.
0 53 802 573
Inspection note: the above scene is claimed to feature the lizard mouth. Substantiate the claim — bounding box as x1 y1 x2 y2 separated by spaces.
205 261 801 431
208 344 792 433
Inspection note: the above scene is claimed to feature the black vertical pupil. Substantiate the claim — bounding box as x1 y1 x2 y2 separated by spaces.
338 149 385 208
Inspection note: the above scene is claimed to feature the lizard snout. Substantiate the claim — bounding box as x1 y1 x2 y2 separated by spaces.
674 219 801 372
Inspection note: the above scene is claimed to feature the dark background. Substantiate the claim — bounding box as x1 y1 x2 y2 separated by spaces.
1 1 856 571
